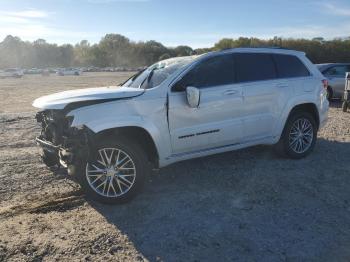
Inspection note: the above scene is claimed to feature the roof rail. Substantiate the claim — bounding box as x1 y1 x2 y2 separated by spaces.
219 46 294 51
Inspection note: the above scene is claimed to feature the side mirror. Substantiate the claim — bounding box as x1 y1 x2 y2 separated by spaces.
186 86 200 108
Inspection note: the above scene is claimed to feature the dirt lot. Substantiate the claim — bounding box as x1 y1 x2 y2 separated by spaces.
0 73 350 261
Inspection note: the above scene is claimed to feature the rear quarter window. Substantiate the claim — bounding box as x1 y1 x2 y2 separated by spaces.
273 54 310 78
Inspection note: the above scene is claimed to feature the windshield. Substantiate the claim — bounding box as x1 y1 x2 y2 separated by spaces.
122 56 197 89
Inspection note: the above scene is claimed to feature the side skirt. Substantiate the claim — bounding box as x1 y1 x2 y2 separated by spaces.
160 136 275 167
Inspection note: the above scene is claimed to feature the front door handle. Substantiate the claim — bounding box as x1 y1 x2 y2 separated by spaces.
224 90 238 95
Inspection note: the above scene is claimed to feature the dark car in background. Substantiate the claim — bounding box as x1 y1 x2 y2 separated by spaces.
317 63 350 100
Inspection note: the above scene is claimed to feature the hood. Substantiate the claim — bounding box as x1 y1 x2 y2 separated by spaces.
32 86 144 110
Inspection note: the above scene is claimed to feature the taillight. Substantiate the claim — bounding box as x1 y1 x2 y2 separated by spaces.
322 79 328 89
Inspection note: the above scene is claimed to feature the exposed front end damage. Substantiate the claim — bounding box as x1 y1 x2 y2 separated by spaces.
35 110 91 170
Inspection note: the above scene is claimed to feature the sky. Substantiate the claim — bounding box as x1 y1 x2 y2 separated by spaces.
0 0 350 48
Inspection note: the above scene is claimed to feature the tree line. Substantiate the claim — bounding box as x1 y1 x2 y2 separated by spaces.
0 34 349 69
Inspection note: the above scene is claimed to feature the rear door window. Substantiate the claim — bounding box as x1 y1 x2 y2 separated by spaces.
234 53 277 83
273 54 310 78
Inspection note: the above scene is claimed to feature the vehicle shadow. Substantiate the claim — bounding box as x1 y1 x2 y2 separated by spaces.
89 138 350 261
329 100 350 115
329 99 344 109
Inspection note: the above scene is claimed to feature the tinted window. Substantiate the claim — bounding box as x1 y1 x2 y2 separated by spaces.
235 53 277 83
273 54 310 78
174 54 234 90
324 65 348 77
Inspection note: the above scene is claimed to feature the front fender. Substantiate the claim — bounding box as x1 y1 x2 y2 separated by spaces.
79 115 145 133
66 100 171 164
93 116 166 155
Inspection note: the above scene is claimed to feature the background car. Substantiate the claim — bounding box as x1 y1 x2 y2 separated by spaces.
24 68 43 75
56 68 82 76
317 63 350 100
0 68 24 79
41 69 50 76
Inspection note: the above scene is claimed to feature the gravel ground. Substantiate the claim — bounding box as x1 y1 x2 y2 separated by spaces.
0 73 350 261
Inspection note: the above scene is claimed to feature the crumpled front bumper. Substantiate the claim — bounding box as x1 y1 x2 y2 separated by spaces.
36 128 90 167
35 136 60 154
35 136 72 167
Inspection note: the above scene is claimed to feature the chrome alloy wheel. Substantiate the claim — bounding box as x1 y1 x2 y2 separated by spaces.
86 148 136 198
288 118 314 154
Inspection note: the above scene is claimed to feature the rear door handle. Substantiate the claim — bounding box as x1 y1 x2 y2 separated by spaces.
223 90 238 95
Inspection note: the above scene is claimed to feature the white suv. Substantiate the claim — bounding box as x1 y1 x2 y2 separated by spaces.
33 48 329 204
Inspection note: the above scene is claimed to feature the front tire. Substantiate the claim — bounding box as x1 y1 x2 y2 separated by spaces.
76 137 150 204
275 111 317 159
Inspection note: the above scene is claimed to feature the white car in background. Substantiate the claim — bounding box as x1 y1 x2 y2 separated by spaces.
33 48 329 204
56 68 82 76
0 68 24 78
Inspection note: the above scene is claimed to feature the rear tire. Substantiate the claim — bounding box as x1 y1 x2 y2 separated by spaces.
75 136 150 204
342 101 348 112
275 111 317 159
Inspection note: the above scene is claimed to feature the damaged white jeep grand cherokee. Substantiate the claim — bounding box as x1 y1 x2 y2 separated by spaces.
33 48 329 204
